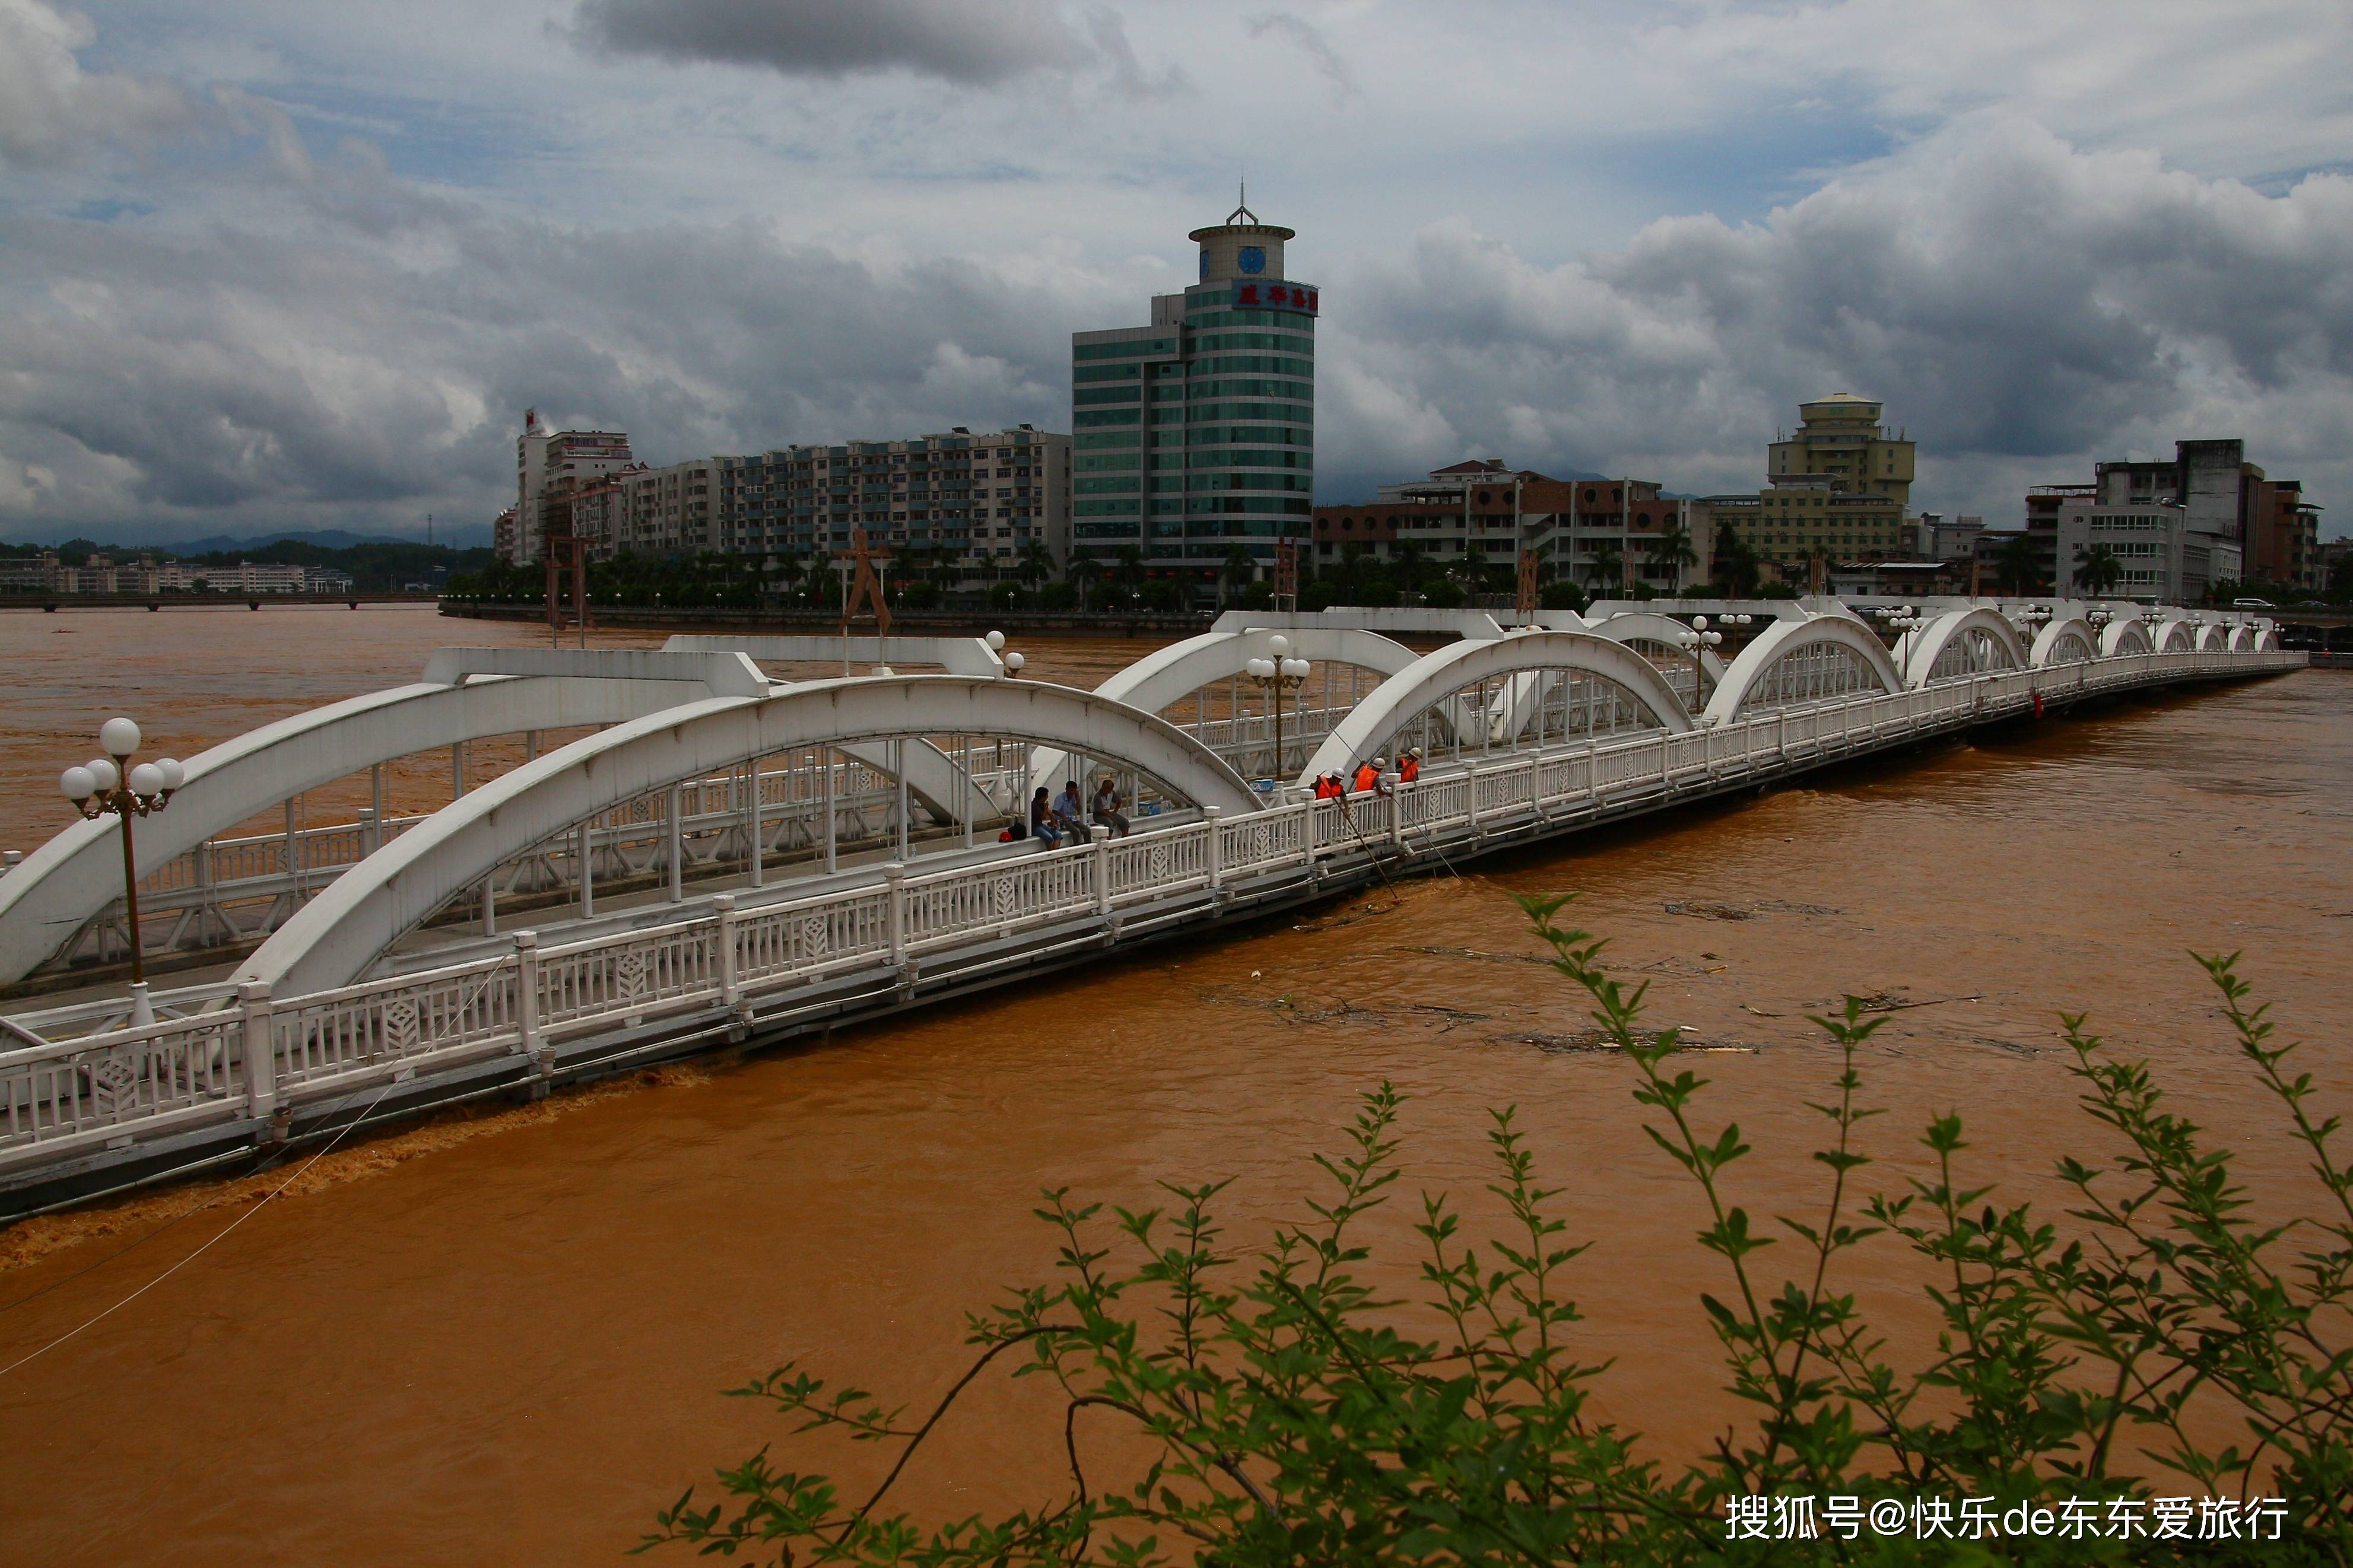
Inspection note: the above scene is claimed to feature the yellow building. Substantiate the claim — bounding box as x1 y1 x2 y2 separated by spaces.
1715 393 1914 582
1769 392 1914 506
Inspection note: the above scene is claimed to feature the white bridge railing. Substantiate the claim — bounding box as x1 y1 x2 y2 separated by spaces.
0 647 2300 1175
39 704 1363 975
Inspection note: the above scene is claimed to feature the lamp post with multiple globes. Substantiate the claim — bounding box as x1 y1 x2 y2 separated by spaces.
1244 634 1313 790
1676 616 1723 712
59 717 183 1025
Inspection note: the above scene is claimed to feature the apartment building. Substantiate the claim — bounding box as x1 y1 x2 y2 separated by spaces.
560 426 1072 588
0 554 341 594
509 412 635 564
1071 200 1316 597
1716 394 1912 583
1312 461 1712 594
2052 468 2243 602
1768 392 1916 504
2246 478 2322 591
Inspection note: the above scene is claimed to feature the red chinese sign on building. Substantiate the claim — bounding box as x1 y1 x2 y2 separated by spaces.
1233 283 1319 315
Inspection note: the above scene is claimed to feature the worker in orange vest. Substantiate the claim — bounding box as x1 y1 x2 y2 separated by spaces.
1353 757 1382 794
1398 748 1421 784
1312 772 1341 801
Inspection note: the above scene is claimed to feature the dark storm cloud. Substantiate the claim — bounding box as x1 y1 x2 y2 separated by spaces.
0 150 1095 540
1317 120 2353 513
570 0 1094 85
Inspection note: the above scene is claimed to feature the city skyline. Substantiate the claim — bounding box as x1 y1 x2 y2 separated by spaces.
2 0 2349 546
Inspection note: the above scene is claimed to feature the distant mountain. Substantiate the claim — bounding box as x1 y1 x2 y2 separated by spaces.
156 526 493 555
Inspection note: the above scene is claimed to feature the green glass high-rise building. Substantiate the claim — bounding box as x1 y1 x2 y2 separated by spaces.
1070 199 1316 596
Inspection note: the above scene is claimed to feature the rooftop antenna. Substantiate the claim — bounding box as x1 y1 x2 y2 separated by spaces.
1228 179 1258 225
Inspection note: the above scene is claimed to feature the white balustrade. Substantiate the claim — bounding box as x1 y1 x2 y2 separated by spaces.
0 645 2303 1173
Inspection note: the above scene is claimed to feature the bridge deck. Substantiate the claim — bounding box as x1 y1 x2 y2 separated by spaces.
0 646 2300 1217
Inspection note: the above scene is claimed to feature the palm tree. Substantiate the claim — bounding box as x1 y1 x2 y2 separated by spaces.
1069 554 1103 609
1584 542 1622 591
1219 545 1256 608
1114 543 1147 604
1996 533 2043 596
2071 543 2123 597
1801 543 1837 596
1459 546 1489 596
1704 521 1752 596
1015 539 1053 591
1646 523 1699 593
1393 539 1429 596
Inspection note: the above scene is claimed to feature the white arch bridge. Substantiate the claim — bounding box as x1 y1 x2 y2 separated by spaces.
0 602 2299 1213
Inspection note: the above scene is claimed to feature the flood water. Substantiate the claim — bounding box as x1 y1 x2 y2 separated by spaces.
2 605 2349 1564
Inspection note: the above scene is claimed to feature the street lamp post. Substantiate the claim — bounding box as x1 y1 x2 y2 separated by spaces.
1676 616 1723 713
1877 605 1929 673
1245 634 1313 790
59 717 184 1026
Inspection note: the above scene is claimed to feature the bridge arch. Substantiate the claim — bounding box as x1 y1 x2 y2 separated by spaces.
2254 624 2281 651
234 676 1265 997
2153 615 2198 652
2099 618 2154 657
1298 631 1692 785
1584 611 1730 685
2031 618 2098 667
1901 608 2030 688
0 665 752 985
2228 622 2259 653
1700 613 1904 727
1030 626 1419 785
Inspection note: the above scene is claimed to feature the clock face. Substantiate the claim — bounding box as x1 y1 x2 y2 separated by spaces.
1237 246 1266 275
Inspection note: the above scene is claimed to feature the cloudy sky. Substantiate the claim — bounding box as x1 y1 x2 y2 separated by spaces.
4 0 2349 546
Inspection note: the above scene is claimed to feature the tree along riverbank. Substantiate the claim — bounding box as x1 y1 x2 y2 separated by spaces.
439 598 1220 638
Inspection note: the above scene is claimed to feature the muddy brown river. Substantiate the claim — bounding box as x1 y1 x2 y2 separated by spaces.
1 605 2347 1564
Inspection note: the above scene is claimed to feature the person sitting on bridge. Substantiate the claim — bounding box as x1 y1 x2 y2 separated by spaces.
1091 776 1131 838
1028 785 1063 848
1053 779 1086 842
1353 757 1383 795
1399 748 1421 784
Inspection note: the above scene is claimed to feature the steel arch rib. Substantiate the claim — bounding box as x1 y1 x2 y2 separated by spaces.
2031 618 2099 666
1584 611 1730 683
0 674 733 985
1030 626 1419 785
2099 620 2154 657
1701 612 1904 726
233 676 1266 997
1901 608 2030 687
1297 631 1692 787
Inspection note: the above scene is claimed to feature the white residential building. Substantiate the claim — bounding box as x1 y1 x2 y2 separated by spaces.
587 425 1072 587
2056 473 2244 602
510 412 635 564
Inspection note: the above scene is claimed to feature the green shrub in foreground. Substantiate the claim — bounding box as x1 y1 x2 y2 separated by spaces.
640 895 2353 1564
